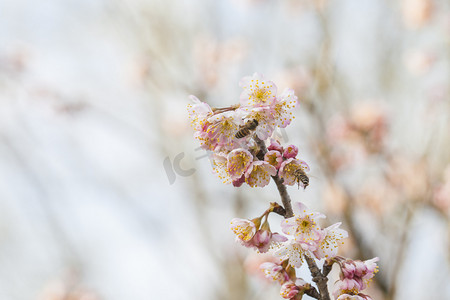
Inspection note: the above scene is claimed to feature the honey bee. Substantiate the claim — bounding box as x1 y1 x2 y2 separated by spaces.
235 119 258 139
294 168 309 190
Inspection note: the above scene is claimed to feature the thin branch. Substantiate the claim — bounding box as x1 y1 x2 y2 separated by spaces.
304 284 320 299
253 135 330 300
305 256 330 300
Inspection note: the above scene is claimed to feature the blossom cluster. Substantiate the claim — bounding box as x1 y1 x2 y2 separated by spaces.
187 73 307 187
231 202 350 299
231 202 348 265
333 258 379 300
188 74 379 300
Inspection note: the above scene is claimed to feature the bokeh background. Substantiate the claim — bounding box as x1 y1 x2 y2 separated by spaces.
0 0 449 299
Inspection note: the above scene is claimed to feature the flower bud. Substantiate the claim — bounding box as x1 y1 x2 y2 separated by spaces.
280 281 299 299
283 145 298 159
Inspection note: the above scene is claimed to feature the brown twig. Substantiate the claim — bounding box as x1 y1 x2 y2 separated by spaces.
304 284 321 299
253 135 330 300
305 255 330 300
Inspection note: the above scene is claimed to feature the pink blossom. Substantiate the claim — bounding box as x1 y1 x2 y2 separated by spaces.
260 262 289 284
283 145 298 159
210 152 231 184
265 150 283 169
187 95 213 131
363 258 379 276
313 222 348 259
268 139 284 152
205 111 241 151
273 88 298 128
338 258 379 291
280 281 299 299
230 218 257 242
281 202 325 249
245 161 277 188
336 294 371 300
333 278 364 298
244 229 288 253
239 73 277 107
341 261 356 279
358 258 379 287
227 149 253 180
272 239 305 268
279 158 310 187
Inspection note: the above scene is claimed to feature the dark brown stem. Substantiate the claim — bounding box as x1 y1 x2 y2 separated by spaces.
322 259 334 277
304 284 320 299
305 256 330 300
253 135 330 300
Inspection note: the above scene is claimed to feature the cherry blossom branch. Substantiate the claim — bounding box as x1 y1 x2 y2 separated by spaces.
254 135 330 300
304 284 321 299
189 73 379 300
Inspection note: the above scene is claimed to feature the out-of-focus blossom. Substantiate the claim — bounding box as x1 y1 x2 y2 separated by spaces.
227 148 253 180
280 281 299 299
355 177 397 215
404 49 435 75
38 280 99 300
239 72 277 107
274 66 311 99
322 183 347 214
230 218 258 242
279 158 310 187
387 156 428 200
281 202 325 250
193 36 247 88
350 101 386 135
244 253 279 277
283 145 298 159
313 222 348 259
245 161 277 187
401 0 433 29
264 150 283 169
433 165 450 213
326 115 353 144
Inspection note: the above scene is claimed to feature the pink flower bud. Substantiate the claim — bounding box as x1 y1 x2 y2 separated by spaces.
260 262 289 284
342 261 356 279
280 281 299 299
283 145 298 159
268 139 284 152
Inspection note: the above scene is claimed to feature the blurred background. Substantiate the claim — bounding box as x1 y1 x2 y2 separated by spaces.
0 0 449 299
